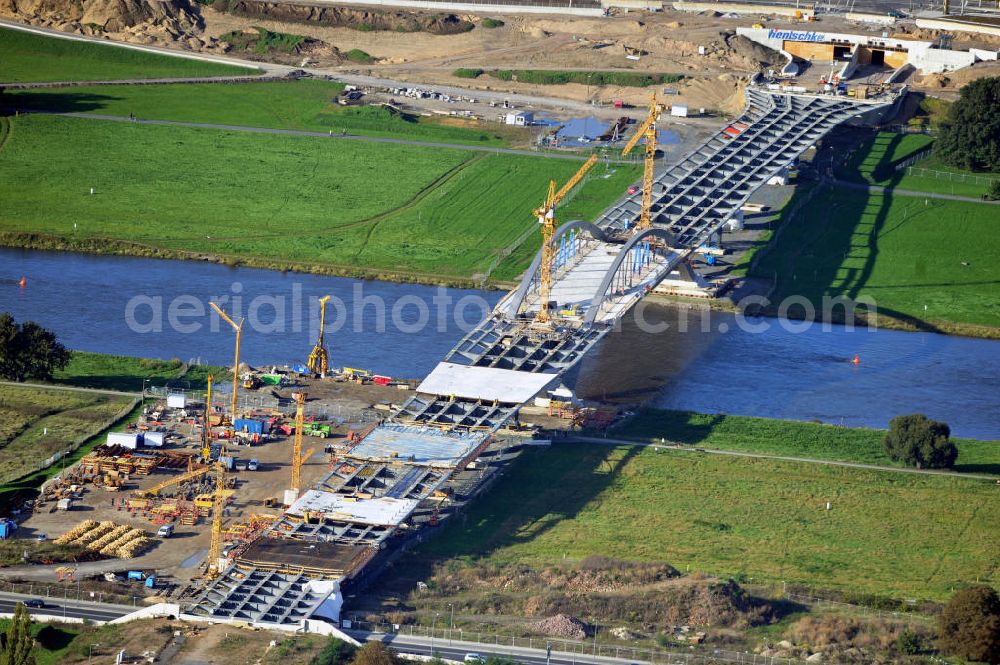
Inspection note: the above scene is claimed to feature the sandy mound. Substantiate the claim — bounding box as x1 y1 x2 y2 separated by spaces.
527 614 590 640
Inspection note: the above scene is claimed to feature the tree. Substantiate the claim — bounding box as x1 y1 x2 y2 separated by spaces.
938 585 1000 664
883 414 957 469
311 637 356 665
936 77 1000 172
0 314 71 382
0 602 36 665
349 641 399 665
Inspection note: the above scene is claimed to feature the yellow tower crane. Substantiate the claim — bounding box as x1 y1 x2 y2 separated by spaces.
532 154 599 324
289 392 315 497
209 303 244 428
306 295 332 376
202 373 213 462
621 93 661 233
206 461 227 579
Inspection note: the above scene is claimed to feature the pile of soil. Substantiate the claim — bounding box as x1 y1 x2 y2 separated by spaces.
526 614 589 640
0 0 223 49
212 0 473 35
219 26 342 64
724 33 784 69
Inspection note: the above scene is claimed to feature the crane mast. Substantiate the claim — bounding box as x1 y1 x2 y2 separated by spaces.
206 461 227 578
209 303 244 428
202 374 213 462
621 93 660 233
307 296 332 376
291 391 306 494
531 154 599 324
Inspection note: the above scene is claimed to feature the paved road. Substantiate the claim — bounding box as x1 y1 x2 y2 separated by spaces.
40 111 615 162
0 379 141 398
351 630 654 665
830 178 1000 204
0 590 133 621
567 436 1000 480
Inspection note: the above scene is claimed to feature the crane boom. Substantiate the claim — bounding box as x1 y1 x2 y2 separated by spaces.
138 465 210 497
209 302 244 428
532 155 600 324
621 94 659 233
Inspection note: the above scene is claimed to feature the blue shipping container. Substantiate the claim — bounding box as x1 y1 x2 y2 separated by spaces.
0 519 17 540
233 418 268 435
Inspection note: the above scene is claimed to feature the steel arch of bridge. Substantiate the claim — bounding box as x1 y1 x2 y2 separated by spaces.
507 220 607 317
583 227 680 324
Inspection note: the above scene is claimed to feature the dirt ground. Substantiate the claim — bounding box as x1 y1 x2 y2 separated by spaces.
200 6 1000 111
1 375 410 587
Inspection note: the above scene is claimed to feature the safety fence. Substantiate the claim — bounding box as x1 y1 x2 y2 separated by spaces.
902 166 996 187
892 145 935 171
0 579 142 609
341 620 807 665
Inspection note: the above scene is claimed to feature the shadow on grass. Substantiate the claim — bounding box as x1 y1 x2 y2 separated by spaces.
0 91 123 116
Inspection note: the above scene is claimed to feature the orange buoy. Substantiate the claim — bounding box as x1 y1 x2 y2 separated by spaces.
852 354 860 366
18 276 26 288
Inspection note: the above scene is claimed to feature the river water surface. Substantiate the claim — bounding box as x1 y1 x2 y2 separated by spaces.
2 249 998 439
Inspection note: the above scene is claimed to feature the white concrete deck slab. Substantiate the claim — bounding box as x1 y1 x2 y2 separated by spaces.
417 362 557 403
287 490 418 526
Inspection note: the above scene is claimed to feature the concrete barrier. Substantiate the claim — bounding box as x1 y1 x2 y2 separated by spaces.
109 602 180 624
916 16 1000 38
673 1 814 18
0 613 88 624
846 11 896 25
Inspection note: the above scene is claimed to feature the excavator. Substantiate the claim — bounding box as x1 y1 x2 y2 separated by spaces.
531 154 599 325
621 93 661 234
307 295 332 376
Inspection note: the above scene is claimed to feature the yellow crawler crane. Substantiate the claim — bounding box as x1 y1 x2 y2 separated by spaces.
533 154 599 324
209 303 244 428
307 295 332 376
621 93 661 233
206 461 227 579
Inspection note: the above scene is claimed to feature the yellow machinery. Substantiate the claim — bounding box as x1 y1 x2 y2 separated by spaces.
209 303 244 427
137 465 211 497
289 392 315 495
307 295 332 376
532 154 599 324
206 461 227 579
202 374 213 462
621 93 660 233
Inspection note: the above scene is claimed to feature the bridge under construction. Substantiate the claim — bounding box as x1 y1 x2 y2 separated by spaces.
185 82 900 629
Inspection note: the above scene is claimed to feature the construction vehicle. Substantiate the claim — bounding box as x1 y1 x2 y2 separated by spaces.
289 392 316 497
621 93 661 234
531 154 599 324
307 295 332 376
202 374 213 462
242 372 262 391
209 302 244 428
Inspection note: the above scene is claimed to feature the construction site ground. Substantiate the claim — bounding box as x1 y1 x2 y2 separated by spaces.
0 375 414 587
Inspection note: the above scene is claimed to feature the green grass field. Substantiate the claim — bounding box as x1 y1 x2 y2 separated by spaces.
0 618 79 665
0 384 134 482
839 131 997 198
0 114 635 282
1 79 520 146
52 351 221 392
421 443 1000 600
749 183 1000 331
616 409 1000 475
0 27 257 83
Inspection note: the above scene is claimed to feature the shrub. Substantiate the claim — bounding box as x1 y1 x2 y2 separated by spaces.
354 23 374 32
482 18 505 28
896 630 922 655
986 180 1000 201
938 585 1000 664
883 414 957 469
453 68 484 79
346 49 374 63
488 70 682 88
